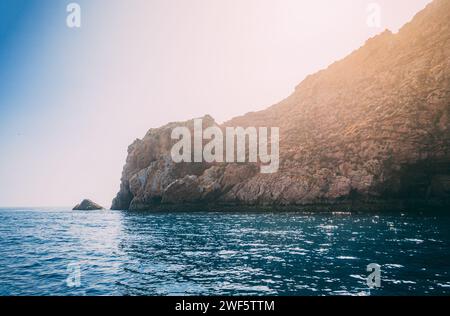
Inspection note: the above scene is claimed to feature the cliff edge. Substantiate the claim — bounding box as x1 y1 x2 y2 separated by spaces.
112 0 450 211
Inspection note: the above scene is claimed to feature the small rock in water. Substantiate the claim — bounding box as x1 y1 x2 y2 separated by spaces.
73 199 104 211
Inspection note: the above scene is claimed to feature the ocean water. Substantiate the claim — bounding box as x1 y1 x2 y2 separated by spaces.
0 208 449 296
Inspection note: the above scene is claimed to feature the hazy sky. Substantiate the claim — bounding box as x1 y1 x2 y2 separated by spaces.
0 0 432 207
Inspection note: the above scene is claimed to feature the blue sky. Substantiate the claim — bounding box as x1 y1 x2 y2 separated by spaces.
0 0 84 131
0 0 100 206
0 0 432 207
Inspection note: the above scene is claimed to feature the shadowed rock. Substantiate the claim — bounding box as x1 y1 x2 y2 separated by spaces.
73 199 104 211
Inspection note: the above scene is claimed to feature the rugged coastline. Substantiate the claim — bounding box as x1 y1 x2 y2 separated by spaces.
112 0 450 212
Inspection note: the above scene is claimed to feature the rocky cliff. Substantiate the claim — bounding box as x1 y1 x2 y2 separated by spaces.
112 0 450 211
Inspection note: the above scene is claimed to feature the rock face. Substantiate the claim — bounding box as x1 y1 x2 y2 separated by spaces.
73 199 104 211
112 0 450 211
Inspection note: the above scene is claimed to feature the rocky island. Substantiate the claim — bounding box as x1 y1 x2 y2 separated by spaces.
73 199 104 211
112 0 449 212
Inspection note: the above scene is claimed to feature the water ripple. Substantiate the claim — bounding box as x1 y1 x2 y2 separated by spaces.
0 208 449 296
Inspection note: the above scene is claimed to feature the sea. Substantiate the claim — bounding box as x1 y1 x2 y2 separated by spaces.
0 208 449 296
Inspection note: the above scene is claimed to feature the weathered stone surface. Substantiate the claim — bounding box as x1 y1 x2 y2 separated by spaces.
73 199 103 211
112 0 450 211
